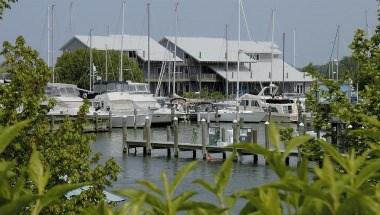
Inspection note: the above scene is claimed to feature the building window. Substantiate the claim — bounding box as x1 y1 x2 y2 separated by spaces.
295 83 304 94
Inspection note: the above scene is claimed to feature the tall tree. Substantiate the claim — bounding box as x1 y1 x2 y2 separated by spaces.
55 48 144 90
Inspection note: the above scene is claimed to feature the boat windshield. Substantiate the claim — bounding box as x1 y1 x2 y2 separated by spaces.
93 82 149 94
46 85 80 97
265 99 294 104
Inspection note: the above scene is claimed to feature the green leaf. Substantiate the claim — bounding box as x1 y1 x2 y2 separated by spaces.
137 179 163 196
320 141 348 172
170 161 197 195
0 194 38 215
192 179 215 194
0 120 29 154
356 159 380 188
215 153 234 195
28 149 49 194
38 183 86 209
268 122 281 151
284 135 313 158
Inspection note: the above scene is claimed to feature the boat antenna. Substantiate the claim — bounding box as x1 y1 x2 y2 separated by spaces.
89 29 93 91
282 32 285 96
225 24 229 98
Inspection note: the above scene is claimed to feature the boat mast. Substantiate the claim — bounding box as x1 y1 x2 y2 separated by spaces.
89 29 93 92
270 9 275 95
51 4 55 83
237 0 241 102
47 5 50 74
293 29 296 68
225 24 229 98
173 1 179 96
147 3 151 91
282 32 285 95
336 25 340 81
120 1 126 82
105 44 108 82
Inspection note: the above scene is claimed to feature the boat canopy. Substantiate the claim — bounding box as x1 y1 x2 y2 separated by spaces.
46 83 80 97
93 81 150 94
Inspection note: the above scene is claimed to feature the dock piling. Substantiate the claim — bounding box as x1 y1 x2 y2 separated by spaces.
201 118 208 160
264 121 270 149
122 115 128 154
108 111 112 132
94 112 98 133
134 108 137 129
145 116 152 156
173 117 179 158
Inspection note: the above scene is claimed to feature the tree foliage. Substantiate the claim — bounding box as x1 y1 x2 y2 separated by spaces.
0 37 120 215
55 48 144 89
0 0 17 19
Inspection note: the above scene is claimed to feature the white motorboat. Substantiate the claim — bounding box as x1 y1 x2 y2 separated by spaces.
45 83 108 117
239 85 299 123
93 81 183 127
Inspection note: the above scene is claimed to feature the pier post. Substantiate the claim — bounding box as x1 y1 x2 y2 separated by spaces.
171 106 175 124
251 129 258 164
173 117 179 158
122 115 128 154
145 116 152 156
221 127 226 160
197 112 201 125
108 111 112 132
134 108 137 129
233 120 239 144
94 112 98 132
264 121 270 149
201 118 208 160
166 125 172 158
192 150 197 159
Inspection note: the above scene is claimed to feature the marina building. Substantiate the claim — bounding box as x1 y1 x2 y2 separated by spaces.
60 35 312 97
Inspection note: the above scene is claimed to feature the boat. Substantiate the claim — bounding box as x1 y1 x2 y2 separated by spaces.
45 83 108 117
239 85 299 123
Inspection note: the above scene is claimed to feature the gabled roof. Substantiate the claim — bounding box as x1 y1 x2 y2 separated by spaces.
60 35 182 62
161 36 281 63
209 58 312 83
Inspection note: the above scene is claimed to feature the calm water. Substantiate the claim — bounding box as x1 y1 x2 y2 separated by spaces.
91 122 297 211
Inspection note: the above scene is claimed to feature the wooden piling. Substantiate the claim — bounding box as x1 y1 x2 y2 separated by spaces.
134 108 137 129
201 118 208 160
251 129 258 164
122 115 128 154
221 127 226 142
215 109 219 125
264 121 270 149
233 120 239 144
145 117 152 156
192 150 197 159
108 111 112 132
173 117 179 158
94 112 99 132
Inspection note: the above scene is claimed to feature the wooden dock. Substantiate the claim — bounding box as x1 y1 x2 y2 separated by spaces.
122 117 299 165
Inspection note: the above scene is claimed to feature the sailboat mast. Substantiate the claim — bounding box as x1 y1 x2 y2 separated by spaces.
336 24 340 81
270 9 275 95
89 29 93 92
225 24 229 98
120 1 126 82
237 0 241 101
173 1 179 95
293 29 296 68
47 6 50 71
105 44 108 82
51 4 55 83
282 32 285 95
147 3 151 91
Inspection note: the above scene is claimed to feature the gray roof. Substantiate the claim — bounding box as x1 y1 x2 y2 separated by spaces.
162 36 281 63
209 58 312 83
60 35 182 62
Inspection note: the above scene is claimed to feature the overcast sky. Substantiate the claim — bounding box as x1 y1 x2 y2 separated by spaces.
0 0 378 67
